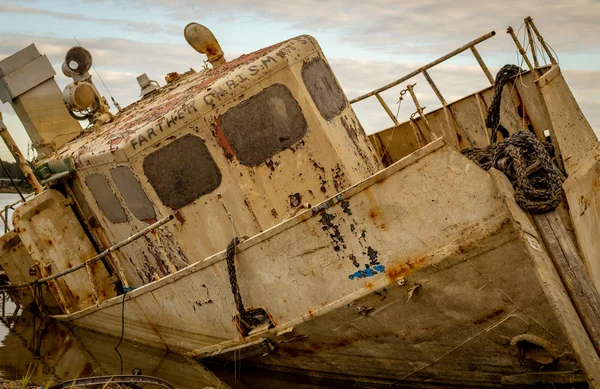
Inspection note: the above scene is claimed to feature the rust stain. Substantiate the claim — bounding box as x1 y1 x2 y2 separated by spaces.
214 115 235 160
340 115 357 140
174 211 185 224
307 331 369 353
385 257 426 282
473 309 505 325
109 137 124 150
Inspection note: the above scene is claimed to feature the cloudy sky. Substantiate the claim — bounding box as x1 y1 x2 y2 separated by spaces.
0 0 598 161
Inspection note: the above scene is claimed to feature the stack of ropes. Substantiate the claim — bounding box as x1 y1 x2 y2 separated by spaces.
461 64 563 214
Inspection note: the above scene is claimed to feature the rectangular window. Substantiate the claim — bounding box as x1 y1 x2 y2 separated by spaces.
221 83 307 166
302 57 346 120
85 173 127 224
111 166 156 221
143 134 222 209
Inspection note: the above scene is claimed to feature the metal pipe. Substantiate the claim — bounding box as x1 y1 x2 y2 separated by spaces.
525 16 557 65
525 20 539 68
0 214 173 291
421 69 446 106
0 158 25 201
184 23 226 69
375 93 399 125
8 192 35 209
470 46 495 85
3 206 8 233
36 214 174 285
406 84 438 141
349 31 496 104
0 113 44 194
506 26 537 75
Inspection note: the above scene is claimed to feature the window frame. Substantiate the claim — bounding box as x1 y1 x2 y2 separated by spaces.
220 83 308 166
84 172 128 224
142 134 222 210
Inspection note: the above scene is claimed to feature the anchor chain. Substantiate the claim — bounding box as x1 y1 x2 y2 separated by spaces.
226 237 260 331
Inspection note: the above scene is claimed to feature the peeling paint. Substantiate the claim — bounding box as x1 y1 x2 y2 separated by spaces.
349 265 386 280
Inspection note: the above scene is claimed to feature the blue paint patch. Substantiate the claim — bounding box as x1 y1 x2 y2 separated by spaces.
349 265 386 280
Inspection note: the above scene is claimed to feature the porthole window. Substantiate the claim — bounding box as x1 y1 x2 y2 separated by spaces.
85 173 127 224
221 83 307 166
143 134 222 209
110 166 156 221
302 57 346 120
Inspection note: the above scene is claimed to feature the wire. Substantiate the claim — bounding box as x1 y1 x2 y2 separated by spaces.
74 36 121 110
114 287 135 374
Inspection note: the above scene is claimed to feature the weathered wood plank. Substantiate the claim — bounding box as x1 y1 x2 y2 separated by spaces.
490 169 600 388
533 210 600 355
502 370 586 385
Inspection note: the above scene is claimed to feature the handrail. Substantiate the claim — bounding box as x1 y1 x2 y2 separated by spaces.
0 214 175 290
349 31 496 104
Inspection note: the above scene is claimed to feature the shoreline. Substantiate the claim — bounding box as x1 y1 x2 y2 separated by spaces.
0 188 31 195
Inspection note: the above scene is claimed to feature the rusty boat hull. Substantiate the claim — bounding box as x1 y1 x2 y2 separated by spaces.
48 140 596 387
1 17 599 389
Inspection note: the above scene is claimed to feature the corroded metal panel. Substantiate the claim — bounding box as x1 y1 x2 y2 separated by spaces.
64 142 504 343
0 231 58 309
13 190 117 312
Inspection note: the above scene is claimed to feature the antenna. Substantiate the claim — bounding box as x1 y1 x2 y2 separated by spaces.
74 36 122 111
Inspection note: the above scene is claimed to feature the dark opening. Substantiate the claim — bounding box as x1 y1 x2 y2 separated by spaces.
221 83 307 166
302 57 346 120
85 173 127 224
111 166 156 221
143 134 222 209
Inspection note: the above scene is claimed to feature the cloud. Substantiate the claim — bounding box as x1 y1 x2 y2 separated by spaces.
0 1 598 160
0 4 178 36
97 0 600 58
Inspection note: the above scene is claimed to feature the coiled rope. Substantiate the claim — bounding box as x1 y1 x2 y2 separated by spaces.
462 65 563 213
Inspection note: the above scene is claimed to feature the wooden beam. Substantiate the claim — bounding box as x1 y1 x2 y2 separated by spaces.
533 210 600 355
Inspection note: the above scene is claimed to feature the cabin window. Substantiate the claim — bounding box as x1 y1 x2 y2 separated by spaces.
220 83 307 166
85 173 127 224
111 166 156 221
302 57 346 120
143 134 222 209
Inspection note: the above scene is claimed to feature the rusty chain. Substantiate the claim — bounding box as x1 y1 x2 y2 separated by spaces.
226 237 260 330
462 65 562 214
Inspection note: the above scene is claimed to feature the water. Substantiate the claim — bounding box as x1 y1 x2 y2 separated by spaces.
0 192 22 231
0 192 331 388
0 294 334 389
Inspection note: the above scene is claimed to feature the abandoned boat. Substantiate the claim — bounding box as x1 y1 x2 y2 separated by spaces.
0 17 599 388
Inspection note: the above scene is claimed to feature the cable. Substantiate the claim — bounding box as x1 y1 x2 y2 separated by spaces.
114 286 135 374
74 36 122 110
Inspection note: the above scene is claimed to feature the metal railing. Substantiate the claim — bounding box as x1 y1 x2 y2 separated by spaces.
350 16 556 131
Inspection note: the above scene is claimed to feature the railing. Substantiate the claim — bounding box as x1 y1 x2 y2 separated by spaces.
350 16 556 131
0 215 175 307
1 192 35 233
